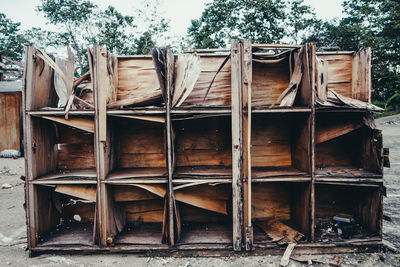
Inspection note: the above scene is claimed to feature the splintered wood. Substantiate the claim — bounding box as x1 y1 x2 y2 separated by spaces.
23 41 386 255
256 219 304 244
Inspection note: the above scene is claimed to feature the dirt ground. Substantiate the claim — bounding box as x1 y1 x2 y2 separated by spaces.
0 114 399 266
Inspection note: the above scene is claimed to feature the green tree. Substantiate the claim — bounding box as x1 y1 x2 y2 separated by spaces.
286 0 319 44
306 0 400 102
0 13 26 60
187 0 317 48
93 6 136 54
37 0 97 74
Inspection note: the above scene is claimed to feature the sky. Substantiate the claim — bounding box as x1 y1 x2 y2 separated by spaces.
2 0 345 36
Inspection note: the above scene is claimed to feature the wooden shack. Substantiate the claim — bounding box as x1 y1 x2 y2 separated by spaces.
0 80 22 152
23 41 388 256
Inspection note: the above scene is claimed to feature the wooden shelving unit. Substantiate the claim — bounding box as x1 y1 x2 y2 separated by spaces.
23 41 387 255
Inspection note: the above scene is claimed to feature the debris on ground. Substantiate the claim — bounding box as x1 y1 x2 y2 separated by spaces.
1 184 12 189
0 149 21 159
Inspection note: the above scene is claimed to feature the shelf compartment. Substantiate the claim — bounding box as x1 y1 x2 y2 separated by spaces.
34 184 96 247
252 182 310 244
315 112 383 179
175 183 232 245
251 46 312 108
315 183 382 242
251 113 311 180
29 116 96 181
173 116 232 177
106 116 167 180
106 184 167 246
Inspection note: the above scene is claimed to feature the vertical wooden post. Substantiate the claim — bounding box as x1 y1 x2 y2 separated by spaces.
165 49 175 246
242 39 253 251
309 43 316 242
231 39 243 251
93 46 111 246
23 46 36 249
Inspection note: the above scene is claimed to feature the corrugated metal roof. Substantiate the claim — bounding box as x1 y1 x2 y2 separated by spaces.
0 80 22 92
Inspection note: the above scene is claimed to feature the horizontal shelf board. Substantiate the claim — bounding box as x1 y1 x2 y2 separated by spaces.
250 177 311 182
252 167 310 179
104 179 168 184
33 169 97 184
28 110 95 116
315 177 383 183
107 108 166 115
174 167 232 177
315 167 382 179
315 181 382 187
107 168 167 180
251 107 312 113
315 107 375 113
171 107 231 115
32 179 97 185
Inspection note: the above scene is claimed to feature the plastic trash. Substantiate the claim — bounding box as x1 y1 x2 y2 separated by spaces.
0 149 21 158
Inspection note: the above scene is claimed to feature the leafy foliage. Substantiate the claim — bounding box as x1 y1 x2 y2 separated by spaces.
0 13 27 60
187 0 318 48
306 0 400 103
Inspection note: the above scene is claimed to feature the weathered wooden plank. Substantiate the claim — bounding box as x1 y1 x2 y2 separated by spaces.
231 39 243 251
55 185 96 202
0 92 21 151
40 116 94 133
242 39 253 250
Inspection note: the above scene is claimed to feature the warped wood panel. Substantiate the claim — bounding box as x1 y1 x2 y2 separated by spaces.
181 57 231 106
116 58 162 106
31 55 58 110
0 92 21 151
113 186 162 202
55 185 97 202
41 116 94 133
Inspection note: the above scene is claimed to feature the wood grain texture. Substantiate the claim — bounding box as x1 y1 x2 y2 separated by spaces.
31 52 58 110
252 183 291 221
55 185 97 202
352 48 371 102
174 116 232 167
115 118 166 169
252 57 290 106
251 116 292 167
114 58 162 107
180 56 231 106
41 116 94 133
0 92 21 151
317 54 352 98
230 39 243 251
123 199 165 223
